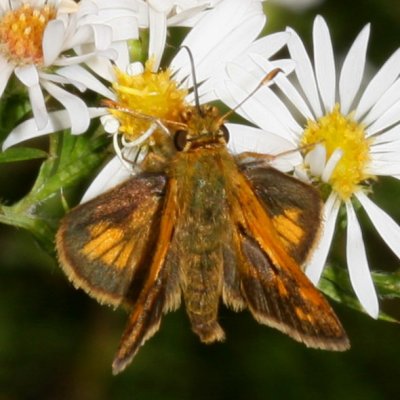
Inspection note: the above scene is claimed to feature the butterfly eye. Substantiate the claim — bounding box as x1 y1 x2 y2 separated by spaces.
174 130 188 151
220 125 230 143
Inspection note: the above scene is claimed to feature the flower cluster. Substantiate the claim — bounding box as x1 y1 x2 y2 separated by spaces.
2 0 400 321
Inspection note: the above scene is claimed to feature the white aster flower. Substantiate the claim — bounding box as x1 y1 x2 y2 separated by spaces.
0 0 139 142
82 0 295 203
220 15 400 318
4 0 293 205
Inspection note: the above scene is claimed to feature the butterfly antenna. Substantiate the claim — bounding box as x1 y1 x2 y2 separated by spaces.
218 68 282 124
180 45 203 115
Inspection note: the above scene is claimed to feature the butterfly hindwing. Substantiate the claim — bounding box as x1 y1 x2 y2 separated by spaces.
56 173 167 307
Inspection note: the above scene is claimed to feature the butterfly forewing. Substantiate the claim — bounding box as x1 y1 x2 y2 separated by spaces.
241 163 322 265
112 178 178 374
56 173 167 307
227 169 349 350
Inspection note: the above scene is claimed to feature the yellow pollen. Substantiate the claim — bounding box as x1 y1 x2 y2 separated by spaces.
110 60 188 142
0 4 57 65
301 105 372 200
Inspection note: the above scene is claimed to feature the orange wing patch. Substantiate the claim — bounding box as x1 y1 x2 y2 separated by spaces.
272 208 304 248
82 222 146 270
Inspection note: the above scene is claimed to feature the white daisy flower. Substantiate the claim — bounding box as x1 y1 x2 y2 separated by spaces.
82 0 296 202
8 0 291 202
220 15 400 318
0 0 140 139
3 0 248 148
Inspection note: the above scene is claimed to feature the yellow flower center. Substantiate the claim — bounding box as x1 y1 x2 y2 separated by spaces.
0 3 57 65
301 105 373 200
110 60 188 142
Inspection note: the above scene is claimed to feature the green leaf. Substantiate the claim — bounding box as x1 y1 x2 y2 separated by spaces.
0 78 32 141
0 147 47 163
370 271 400 299
0 125 109 253
319 264 399 322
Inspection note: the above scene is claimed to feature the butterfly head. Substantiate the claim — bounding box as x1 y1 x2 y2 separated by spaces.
173 104 229 152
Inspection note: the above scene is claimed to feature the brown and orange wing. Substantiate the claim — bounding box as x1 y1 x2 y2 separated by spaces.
241 163 322 265
112 178 178 374
228 170 349 351
56 173 167 308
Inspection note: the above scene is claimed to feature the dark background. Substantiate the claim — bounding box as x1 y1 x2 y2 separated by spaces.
1 1 400 399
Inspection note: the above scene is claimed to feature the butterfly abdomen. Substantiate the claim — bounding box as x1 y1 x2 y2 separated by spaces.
170 147 234 342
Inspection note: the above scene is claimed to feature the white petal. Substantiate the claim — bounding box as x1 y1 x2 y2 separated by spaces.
226 123 301 170
355 48 400 120
91 24 113 50
313 16 336 112
83 54 115 83
101 114 119 134
322 148 343 182
43 19 65 66
339 24 370 115
0 0 10 13
225 63 302 134
273 70 314 123
28 83 48 130
366 161 400 176
106 16 140 42
105 42 129 72
305 192 340 284
286 27 322 118
369 122 400 144
250 54 296 77
171 0 264 85
147 0 172 13
2 108 106 149
40 71 82 88
370 140 400 154
80 156 132 203
363 78 400 128
365 100 400 136
168 6 209 27
189 12 264 86
41 81 90 134
250 53 313 124
356 191 400 261
0 58 14 97
148 8 167 70
56 65 115 99
345 200 379 318
220 79 294 142
305 143 326 177
14 64 39 86
54 48 117 67
245 32 290 61
370 148 400 159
